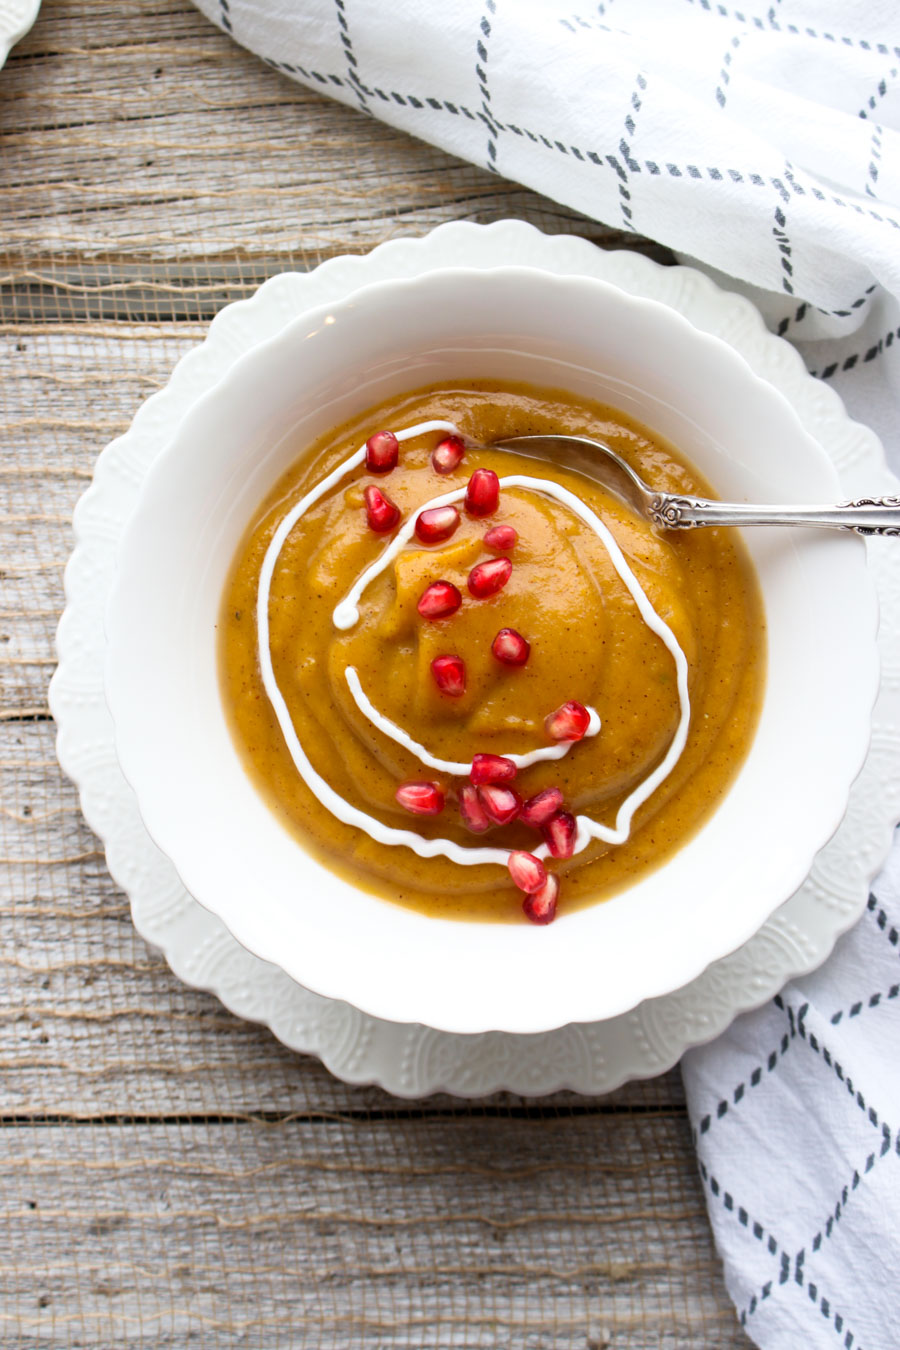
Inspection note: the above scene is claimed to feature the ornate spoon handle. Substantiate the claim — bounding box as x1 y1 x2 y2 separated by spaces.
651 494 900 535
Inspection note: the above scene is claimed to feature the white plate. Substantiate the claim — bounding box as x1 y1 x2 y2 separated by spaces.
0 0 39 69
50 221 900 1095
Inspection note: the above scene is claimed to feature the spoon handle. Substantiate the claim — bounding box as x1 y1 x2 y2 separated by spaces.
651 493 900 535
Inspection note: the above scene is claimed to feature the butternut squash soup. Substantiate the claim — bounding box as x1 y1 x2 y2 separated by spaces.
219 380 765 923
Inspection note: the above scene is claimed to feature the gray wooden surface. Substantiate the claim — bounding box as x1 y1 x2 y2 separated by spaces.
0 2 754 1345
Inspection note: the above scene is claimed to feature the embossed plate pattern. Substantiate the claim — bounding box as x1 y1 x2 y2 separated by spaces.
50 221 900 1097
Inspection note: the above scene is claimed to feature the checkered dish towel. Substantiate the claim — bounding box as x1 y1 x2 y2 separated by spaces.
194 1 900 1345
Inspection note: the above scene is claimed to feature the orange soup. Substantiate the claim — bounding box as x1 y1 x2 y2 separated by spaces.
219 380 765 923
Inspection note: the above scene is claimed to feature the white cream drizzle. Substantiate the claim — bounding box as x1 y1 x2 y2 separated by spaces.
256 419 691 869
344 666 601 775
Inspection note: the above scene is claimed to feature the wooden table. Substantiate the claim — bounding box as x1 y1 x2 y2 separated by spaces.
0 3 754 1344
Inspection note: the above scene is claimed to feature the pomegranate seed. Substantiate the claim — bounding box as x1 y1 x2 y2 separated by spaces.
508 850 547 894
523 873 559 925
415 504 460 545
365 429 399 474
491 628 530 665
395 781 445 815
464 468 500 517
545 700 591 742
468 557 512 599
542 810 577 858
521 787 565 828
459 783 491 833
431 654 466 697
364 484 400 533
470 753 517 786
477 784 521 827
431 435 465 474
484 523 518 551
417 580 462 620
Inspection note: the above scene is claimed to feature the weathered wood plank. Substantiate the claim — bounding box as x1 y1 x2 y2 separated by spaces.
0 325 195 705
0 1118 750 1349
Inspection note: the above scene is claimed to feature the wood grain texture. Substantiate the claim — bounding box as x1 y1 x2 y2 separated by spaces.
0 0 753 1344
0 1118 743 1349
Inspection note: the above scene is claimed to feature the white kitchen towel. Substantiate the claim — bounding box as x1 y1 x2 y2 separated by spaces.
192 3 900 1346
682 837 900 1349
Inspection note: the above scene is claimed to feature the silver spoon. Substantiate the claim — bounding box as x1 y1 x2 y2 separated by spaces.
488 434 900 536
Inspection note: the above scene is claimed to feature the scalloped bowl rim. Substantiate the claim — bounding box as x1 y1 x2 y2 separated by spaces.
103 263 879 1034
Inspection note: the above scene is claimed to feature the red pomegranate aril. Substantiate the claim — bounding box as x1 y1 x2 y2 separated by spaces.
477 783 521 827
491 628 530 666
364 484 400 533
470 753 517 786
431 435 465 475
484 523 518 551
431 654 466 697
545 700 591 742
395 781 445 815
464 468 500 517
459 783 491 834
365 429 399 474
415 504 460 545
507 851 547 894
417 580 462 620
542 810 577 859
523 873 559 925
468 556 512 599
521 787 565 828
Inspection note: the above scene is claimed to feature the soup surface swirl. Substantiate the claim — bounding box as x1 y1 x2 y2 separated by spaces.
219 380 765 922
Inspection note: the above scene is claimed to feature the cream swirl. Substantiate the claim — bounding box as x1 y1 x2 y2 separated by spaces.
256 420 691 867
344 666 601 775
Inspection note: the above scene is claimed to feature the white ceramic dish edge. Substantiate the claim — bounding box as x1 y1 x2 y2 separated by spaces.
102 262 879 1035
50 220 900 1096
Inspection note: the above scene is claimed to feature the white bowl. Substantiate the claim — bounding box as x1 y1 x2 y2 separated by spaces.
104 266 879 1035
